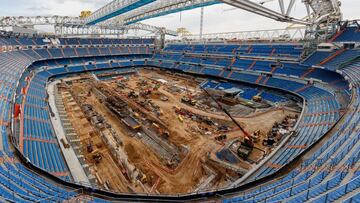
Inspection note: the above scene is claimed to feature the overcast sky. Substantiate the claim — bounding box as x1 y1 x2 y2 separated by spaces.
0 0 359 34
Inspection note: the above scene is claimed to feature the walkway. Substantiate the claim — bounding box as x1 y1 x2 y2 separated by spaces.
47 81 90 185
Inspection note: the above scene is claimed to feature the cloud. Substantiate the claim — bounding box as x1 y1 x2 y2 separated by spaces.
27 6 52 12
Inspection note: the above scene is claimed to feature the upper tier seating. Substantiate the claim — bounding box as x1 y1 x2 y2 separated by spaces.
164 43 303 59
154 52 348 88
0 36 155 47
302 50 337 66
334 26 360 42
322 49 360 70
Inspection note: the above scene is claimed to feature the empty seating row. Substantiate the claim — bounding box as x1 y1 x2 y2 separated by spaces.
164 43 303 58
154 53 348 89
334 26 360 42
0 36 155 46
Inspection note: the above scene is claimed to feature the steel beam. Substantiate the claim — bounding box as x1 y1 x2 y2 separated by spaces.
0 16 83 26
107 0 220 25
85 0 156 25
180 27 306 42
126 23 178 36
54 24 126 36
56 23 177 37
219 0 310 25
0 16 177 37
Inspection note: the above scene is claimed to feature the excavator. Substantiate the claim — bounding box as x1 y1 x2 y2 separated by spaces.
202 87 254 159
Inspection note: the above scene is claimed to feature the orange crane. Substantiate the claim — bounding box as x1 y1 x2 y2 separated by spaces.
201 87 254 147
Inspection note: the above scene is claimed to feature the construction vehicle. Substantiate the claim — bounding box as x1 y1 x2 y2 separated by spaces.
117 82 126 89
87 143 94 153
202 87 254 158
137 173 147 183
181 96 197 106
140 89 152 97
128 91 138 98
160 96 169 101
162 131 170 139
92 153 102 164
153 83 161 90
237 143 253 159
215 134 227 141
252 130 261 143
263 136 276 146
178 115 184 122
89 148 102 163
60 139 70 148
252 95 262 102
137 79 148 86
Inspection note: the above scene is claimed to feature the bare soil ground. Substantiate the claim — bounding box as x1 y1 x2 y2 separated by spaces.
60 87 144 193
59 68 299 194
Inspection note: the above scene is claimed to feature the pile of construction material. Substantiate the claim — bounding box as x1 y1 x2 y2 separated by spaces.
81 103 145 184
263 115 298 146
93 82 185 169
173 107 231 135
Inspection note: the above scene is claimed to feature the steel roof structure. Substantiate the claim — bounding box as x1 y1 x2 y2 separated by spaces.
0 16 178 37
85 0 156 25
0 0 342 40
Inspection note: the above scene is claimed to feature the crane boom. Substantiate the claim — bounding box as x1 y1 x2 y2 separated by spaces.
201 87 252 142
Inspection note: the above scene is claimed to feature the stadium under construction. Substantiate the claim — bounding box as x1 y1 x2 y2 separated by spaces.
0 0 359 202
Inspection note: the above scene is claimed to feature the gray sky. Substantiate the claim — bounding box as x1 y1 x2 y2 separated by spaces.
0 0 359 34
